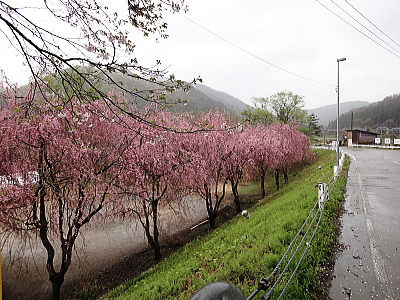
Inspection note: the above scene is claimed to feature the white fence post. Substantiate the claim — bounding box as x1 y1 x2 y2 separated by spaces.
317 183 329 210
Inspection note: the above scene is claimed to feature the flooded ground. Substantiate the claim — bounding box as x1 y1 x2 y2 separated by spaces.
2 196 208 300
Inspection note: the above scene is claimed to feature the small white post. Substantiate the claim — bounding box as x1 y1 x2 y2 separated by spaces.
317 183 329 210
334 165 341 178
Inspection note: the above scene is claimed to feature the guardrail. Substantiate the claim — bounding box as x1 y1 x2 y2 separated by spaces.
351 144 400 149
190 153 345 300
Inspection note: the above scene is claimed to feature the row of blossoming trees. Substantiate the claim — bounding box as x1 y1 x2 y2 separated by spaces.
0 94 313 299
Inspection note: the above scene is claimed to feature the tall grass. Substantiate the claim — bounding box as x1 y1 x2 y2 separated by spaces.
101 149 346 300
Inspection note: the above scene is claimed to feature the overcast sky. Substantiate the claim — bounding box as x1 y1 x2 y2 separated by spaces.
133 0 400 109
1 0 400 109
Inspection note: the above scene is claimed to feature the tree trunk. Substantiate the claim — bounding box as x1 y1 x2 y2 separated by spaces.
37 182 66 300
208 212 217 229
230 179 242 213
274 169 280 190
260 171 266 198
140 198 162 261
143 222 162 261
152 242 162 261
50 273 64 300
152 199 161 261
204 181 226 229
283 168 288 183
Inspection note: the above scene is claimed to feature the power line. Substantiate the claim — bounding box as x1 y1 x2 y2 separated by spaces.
315 0 400 60
179 13 336 88
344 0 400 49
330 0 400 55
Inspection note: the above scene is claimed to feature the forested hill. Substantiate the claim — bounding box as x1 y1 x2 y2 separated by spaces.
334 93 400 129
308 101 370 127
1 74 248 115
194 84 248 114
108 73 248 115
166 84 248 115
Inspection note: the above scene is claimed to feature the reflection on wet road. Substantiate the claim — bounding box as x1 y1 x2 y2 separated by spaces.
329 148 400 299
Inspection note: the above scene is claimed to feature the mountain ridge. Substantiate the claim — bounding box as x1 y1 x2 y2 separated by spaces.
5 73 398 129
307 101 370 127
193 84 248 115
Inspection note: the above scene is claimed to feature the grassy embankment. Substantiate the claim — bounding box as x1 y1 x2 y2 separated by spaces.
101 149 347 300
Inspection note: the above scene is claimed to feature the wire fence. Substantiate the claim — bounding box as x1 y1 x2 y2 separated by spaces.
246 153 345 300
190 153 346 300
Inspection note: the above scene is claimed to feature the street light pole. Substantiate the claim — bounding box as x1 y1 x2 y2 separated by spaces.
336 57 346 167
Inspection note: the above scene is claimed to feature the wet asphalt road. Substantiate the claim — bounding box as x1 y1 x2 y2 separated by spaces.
329 148 400 300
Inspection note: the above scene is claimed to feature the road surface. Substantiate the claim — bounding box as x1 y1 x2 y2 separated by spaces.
329 148 400 299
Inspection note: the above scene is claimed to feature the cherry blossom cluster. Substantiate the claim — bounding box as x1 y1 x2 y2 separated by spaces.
0 93 314 293
0 93 314 237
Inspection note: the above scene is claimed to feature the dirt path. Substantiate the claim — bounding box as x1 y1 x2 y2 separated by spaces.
2 196 209 300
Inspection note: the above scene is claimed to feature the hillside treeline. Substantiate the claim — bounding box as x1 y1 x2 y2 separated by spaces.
328 93 400 130
106 73 240 114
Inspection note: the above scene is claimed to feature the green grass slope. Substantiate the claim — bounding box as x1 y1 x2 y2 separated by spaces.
101 149 347 300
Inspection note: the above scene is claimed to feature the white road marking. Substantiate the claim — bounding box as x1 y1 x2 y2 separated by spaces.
383 156 400 165
366 218 388 285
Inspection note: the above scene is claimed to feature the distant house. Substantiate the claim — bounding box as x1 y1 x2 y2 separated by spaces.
346 129 378 147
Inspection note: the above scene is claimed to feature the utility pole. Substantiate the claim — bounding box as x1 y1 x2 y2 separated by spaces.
336 58 346 167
